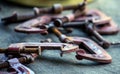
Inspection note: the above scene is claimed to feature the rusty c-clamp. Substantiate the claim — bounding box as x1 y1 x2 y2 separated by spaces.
50 27 112 63
66 36 112 63
0 54 35 74
74 9 119 35
0 41 111 63
0 42 79 57
14 9 85 34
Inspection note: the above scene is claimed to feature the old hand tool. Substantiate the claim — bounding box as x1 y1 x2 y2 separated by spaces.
0 41 111 63
1 0 86 24
41 21 112 63
0 55 35 74
14 8 86 34
34 0 86 15
63 20 120 48
0 42 79 56
74 9 119 35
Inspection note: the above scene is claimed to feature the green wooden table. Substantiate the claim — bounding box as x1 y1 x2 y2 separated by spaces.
0 0 120 74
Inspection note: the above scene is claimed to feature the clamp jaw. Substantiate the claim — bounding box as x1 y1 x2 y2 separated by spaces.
14 15 53 34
